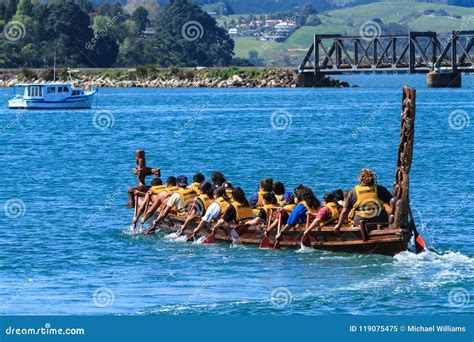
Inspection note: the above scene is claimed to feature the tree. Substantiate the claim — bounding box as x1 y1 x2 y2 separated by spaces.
131 6 149 32
44 0 95 66
156 0 234 66
124 0 159 23
15 0 33 17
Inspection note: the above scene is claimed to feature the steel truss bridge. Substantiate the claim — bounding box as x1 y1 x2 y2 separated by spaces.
298 31 474 75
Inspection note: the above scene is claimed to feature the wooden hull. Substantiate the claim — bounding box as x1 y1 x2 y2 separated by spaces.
160 216 410 257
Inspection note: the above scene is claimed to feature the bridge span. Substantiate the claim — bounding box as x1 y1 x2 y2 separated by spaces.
296 31 474 87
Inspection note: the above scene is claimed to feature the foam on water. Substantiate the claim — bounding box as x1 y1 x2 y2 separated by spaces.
296 244 316 253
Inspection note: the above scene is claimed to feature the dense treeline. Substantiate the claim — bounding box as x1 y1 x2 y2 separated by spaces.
0 0 234 68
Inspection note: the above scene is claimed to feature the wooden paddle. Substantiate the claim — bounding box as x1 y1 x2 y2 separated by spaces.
301 233 312 248
273 215 282 250
202 231 215 244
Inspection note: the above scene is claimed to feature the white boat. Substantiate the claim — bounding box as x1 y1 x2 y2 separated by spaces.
8 82 97 109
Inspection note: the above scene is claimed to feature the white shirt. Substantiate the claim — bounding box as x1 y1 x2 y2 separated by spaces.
202 202 221 223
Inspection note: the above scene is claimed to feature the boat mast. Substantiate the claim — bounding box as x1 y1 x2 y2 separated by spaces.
53 50 56 82
389 86 416 230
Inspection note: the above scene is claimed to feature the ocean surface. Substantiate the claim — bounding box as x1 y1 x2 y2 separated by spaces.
0 74 473 315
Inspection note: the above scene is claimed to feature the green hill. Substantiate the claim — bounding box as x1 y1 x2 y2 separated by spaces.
233 1 474 66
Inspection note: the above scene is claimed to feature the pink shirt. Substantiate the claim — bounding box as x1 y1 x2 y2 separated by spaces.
317 206 332 221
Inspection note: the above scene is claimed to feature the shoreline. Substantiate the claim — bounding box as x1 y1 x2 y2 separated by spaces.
0 67 351 88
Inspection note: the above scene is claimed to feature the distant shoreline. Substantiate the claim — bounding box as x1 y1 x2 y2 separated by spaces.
0 67 350 88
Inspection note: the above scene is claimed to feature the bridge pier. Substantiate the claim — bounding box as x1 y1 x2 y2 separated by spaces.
426 71 462 88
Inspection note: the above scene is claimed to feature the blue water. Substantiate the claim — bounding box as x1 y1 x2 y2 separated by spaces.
0 74 473 315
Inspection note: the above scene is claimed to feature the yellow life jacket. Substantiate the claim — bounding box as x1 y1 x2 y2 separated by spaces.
214 197 229 217
190 182 201 195
150 185 178 194
300 200 319 214
231 202 253 222
197 194 213 212
283 204 296 213
262 204 280 222
175 187 198 202
319 201 341 227
350 185 384 219
275 194 285 206
256 190 271 207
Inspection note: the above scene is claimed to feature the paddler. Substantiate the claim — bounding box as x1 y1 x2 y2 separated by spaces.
210 187 253 235
190 173 205 193
302 192 341 236
249 178 274 208
334 168 392 232
210 171 227 188
177 182 215 236
244 192 279 227
146 175 197 234
273 181 294 206
131 176 177 230
127 150 160 208
275 187 321 241
187 187 230 241
138 176 178 227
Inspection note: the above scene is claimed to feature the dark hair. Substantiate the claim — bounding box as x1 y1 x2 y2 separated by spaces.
294 184 305 197
263 192 278 205
300 187 320 210
273 181 285 195
333 189 344 202
214 186 228 199
323 192 336 203
223 181 233 189
151 178 162 186
211 171 226 187
199 182 214 197
193 173 205 184
166 176 177 186
260 178 273 192
232 187 250 207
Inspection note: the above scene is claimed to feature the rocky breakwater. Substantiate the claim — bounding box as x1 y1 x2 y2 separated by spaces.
0 67 351 88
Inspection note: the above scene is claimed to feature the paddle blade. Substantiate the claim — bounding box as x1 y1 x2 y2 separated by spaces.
414 228 426 254
186 235 194 242
202 232 215 244
259 235 270 249
301 234 312 248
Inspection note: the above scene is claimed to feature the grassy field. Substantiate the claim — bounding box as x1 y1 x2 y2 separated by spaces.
230 1 474 65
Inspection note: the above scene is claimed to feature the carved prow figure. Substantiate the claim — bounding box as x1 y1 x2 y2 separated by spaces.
389 86 425 253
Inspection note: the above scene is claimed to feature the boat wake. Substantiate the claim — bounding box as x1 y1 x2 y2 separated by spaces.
163 233 188 243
